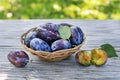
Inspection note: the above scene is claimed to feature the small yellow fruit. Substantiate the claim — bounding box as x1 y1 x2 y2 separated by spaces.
91 49 107 66
76 50 91 66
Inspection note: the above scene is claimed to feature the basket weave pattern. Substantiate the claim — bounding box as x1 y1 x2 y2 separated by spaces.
21 27 85 61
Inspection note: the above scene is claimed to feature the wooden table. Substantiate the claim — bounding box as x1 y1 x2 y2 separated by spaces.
0 20 120 80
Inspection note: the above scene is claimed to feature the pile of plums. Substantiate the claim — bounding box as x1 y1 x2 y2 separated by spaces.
24 23 84 52
8 23 84 67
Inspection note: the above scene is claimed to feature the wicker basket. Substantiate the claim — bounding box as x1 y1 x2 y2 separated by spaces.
21 27 85 61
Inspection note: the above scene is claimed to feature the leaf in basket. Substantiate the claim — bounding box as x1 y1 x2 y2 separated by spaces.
58 26 71 39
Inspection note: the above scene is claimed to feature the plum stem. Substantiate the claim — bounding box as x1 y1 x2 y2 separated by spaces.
25 60 33 63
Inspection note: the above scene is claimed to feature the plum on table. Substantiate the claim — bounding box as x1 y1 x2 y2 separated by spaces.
8 51 30 67
91 49 107 66
76 50 91 66
75 49 107 66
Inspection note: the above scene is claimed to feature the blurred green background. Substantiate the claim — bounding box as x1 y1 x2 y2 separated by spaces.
0 0 120 19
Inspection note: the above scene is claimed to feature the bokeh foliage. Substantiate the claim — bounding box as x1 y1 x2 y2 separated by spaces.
0 0 120 19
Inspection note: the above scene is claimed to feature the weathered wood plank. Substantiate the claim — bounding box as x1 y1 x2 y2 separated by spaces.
0 20 120 80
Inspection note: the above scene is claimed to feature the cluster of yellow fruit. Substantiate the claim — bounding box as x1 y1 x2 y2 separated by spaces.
76 49 107 66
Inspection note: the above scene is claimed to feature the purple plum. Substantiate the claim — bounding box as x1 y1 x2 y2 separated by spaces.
8 51 29 67
30 38 51 52
70 26 84 45
25 31 37 47
51 39 71 51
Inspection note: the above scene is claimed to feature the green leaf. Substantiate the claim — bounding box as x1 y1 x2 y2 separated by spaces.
58 26 71 39
100 44 118 58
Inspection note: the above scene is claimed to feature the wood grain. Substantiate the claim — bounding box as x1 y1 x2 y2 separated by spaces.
0 20 120 80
